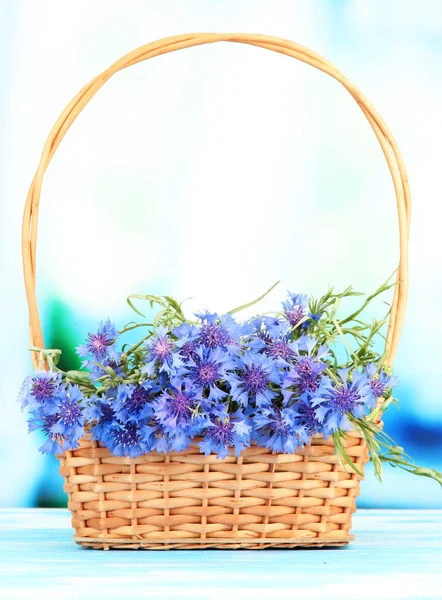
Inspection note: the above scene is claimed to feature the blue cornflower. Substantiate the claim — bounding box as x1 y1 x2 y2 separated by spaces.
282 292 308 328
169 431 194 452
28 384 86 454
248 315 281 348
194 311 242 350
229 352 281 408
101 420 147 458
292 394 324 436
113 381 158 423
49 385 86 445
253 407 310 453
77 319 119 362
252 320 297 364
143 326 184 378
51 385 85 434
199 407 251 459
365 363 399 399
282 336 329 401
187 347 234 401
28 410 64 455
312 368 375 434
155 380 203 429
142 418 194 453
18 370 62 410
173 322 200 361
77 319 121 380
84 396 116 441
292 356 326 393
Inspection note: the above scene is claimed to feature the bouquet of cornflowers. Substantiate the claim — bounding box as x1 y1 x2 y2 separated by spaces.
19 279 442 484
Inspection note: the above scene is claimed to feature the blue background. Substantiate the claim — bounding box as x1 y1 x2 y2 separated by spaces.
0 0 441 508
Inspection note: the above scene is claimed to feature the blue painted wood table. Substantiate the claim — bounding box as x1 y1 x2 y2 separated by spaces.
0 509 441 599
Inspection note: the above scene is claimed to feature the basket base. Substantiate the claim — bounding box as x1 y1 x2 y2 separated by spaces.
73 535 354 550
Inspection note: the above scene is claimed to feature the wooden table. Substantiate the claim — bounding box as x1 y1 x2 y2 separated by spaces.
0 509 441 599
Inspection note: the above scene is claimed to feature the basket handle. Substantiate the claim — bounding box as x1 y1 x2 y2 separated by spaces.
22 33 410 369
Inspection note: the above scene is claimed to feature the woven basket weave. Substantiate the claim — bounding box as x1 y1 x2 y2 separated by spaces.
22 33 410 549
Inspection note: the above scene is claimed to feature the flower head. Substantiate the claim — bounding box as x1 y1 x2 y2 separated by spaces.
155 381 203 429
249 319 297 363
173 322 200 361
52 385 85 434
28 411 64 454
77 319 118 362
253 407 309 453
282 336 328 402
312 368 375 434
18 370 62 410
292 395 323 436
199 407 251 459
114 381 158 423
248 315 280 348
101 421 147 458
186 347 234 401
265 321 297 363
229 352 281 408
76 319 121 380
143 326 184 378
84 396 116 441
28 384 86 454
195 312 242 350
282 292 308 328
142 416 195 453
365 363 399 399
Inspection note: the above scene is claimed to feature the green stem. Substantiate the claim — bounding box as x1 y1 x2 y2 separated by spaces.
122 333 152 358
325 368 339 383
119 322 153 334
340 275 397 326
332 318 359 367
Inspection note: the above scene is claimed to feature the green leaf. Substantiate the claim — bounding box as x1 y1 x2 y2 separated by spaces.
164 296 185 317
153 309 167 328
340 271 399 326
91 362 119 379
179 297 192 310
332 318 359 367
405 467 442 486
228 281 280 316
66 370 89 380
127 296 146 317
371 453 383 482
329 298 341 322
332 431 363 476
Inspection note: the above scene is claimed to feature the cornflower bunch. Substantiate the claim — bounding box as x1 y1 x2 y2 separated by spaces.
19 279 442 485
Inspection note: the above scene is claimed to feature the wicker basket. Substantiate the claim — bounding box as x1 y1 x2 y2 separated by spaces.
22 33 410 549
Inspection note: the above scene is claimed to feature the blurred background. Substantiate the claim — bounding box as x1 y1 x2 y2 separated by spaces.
0 0 441 508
